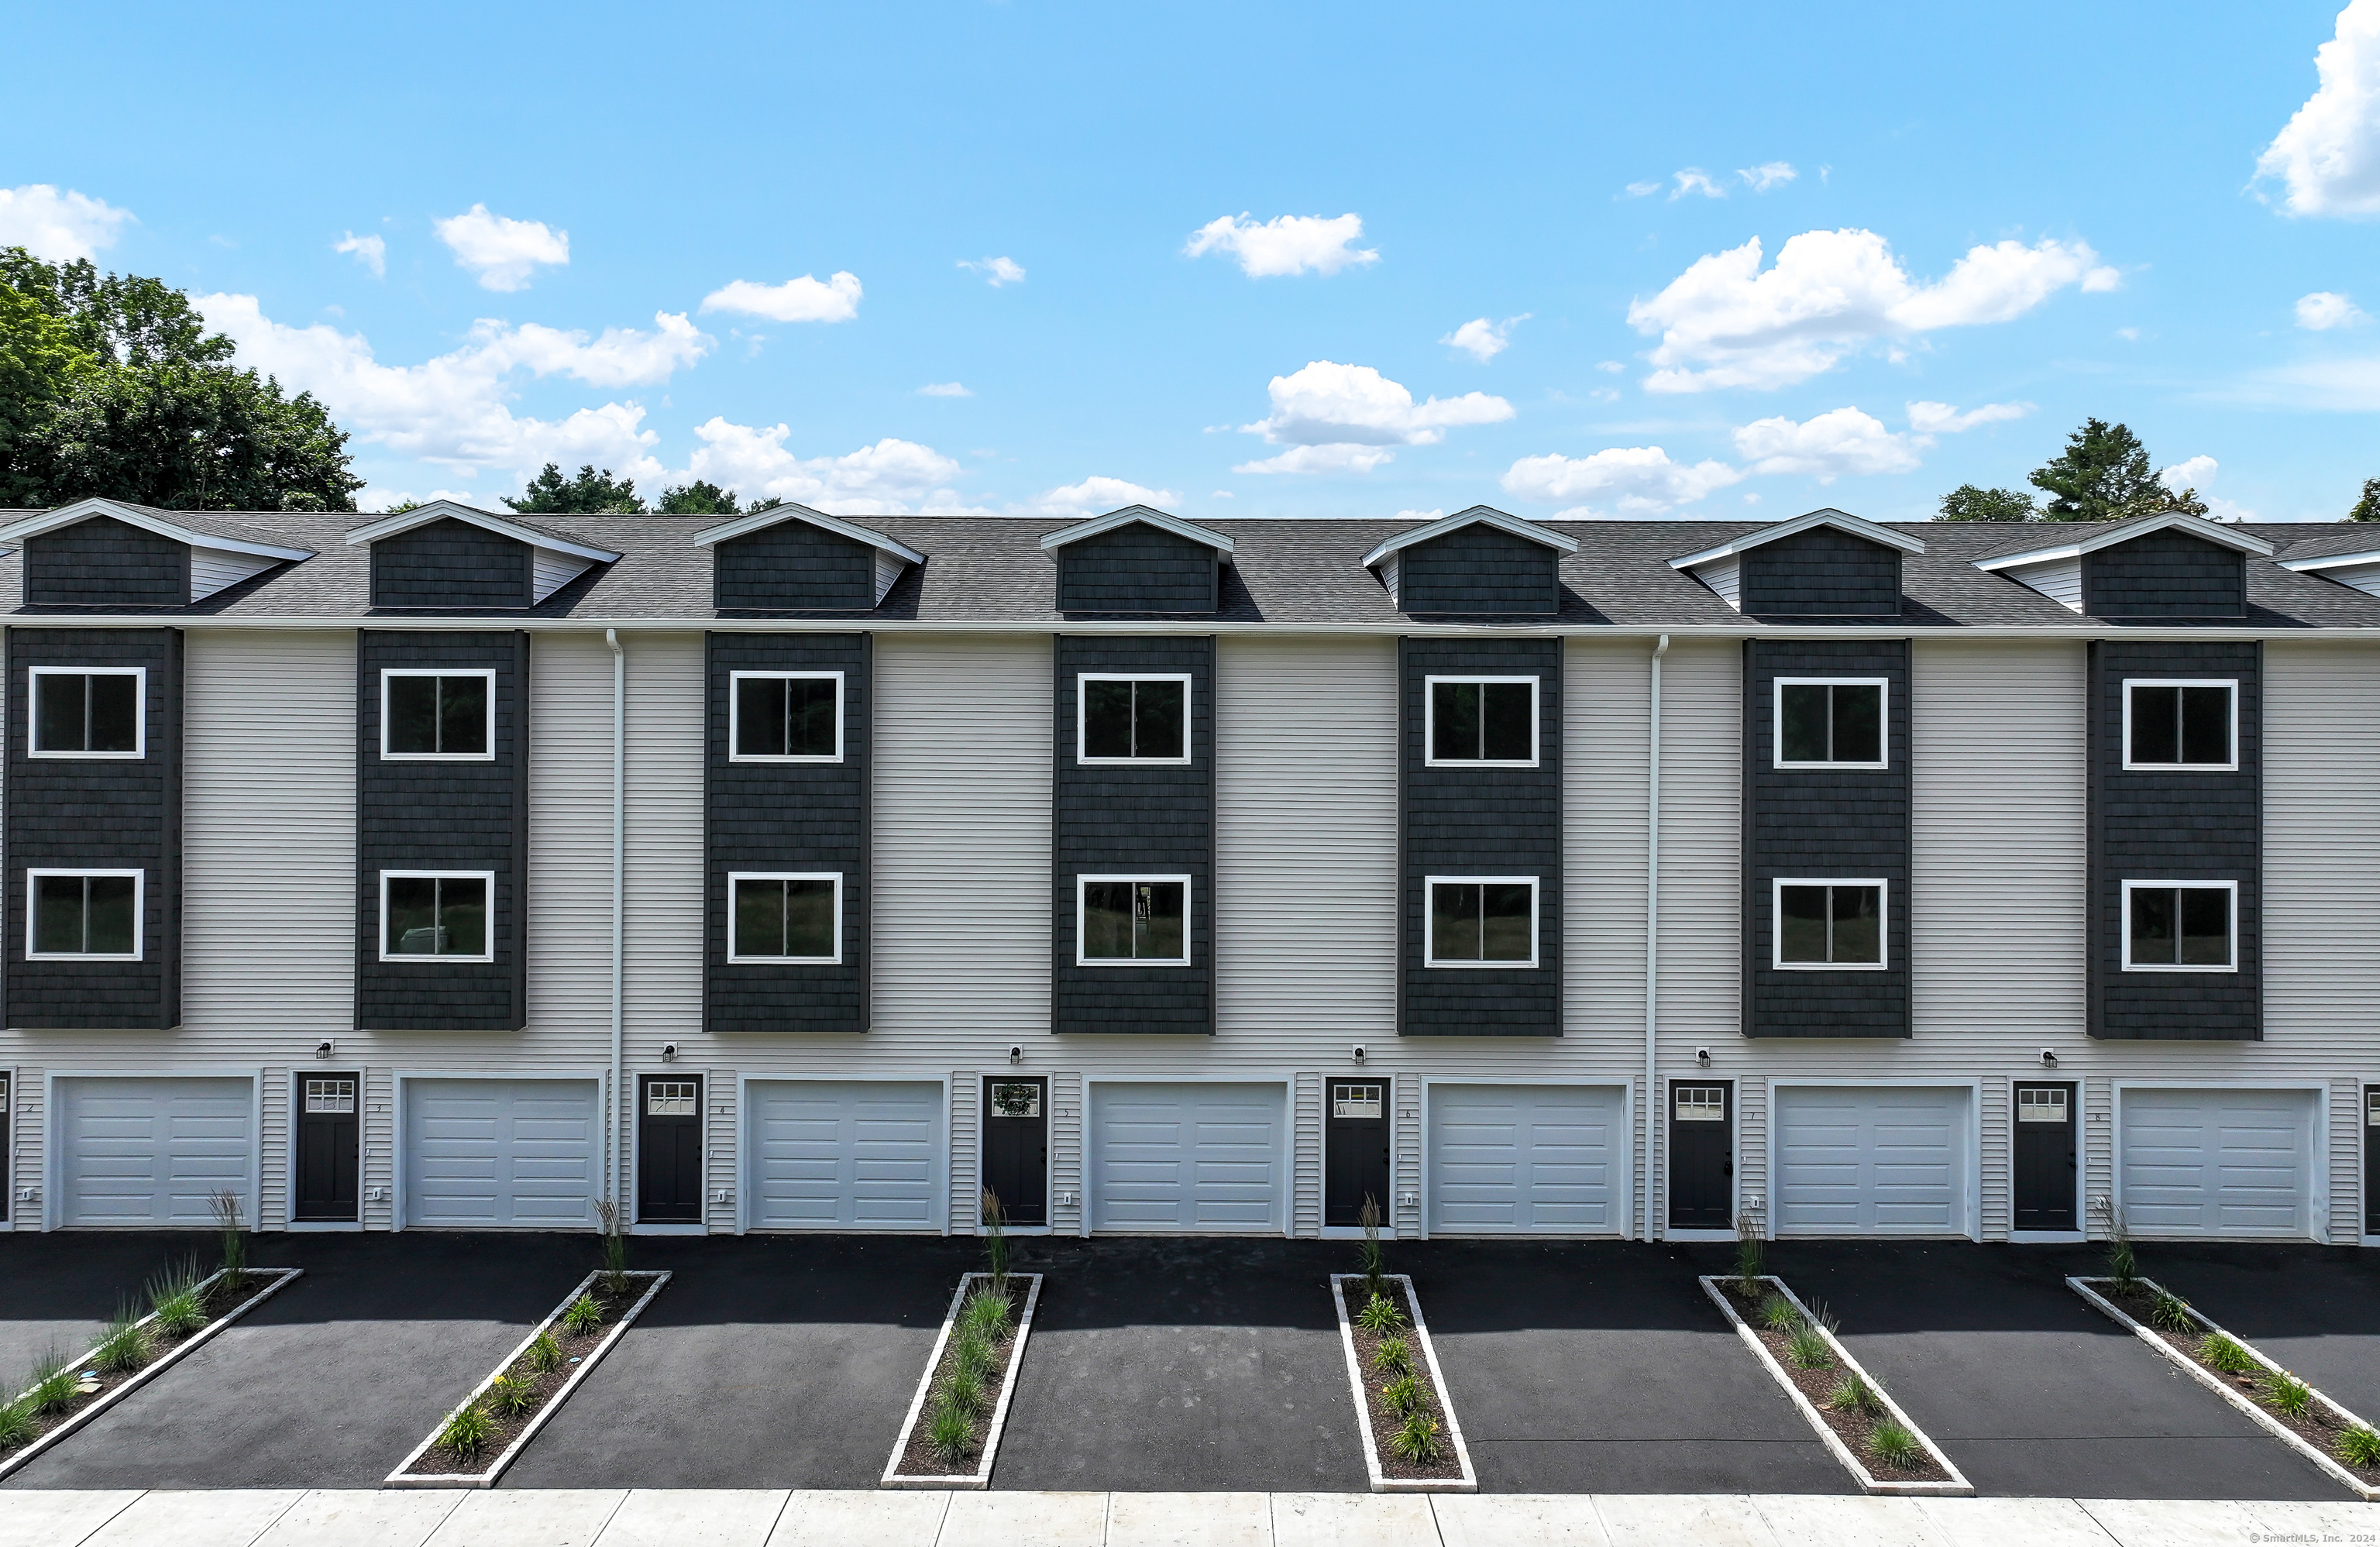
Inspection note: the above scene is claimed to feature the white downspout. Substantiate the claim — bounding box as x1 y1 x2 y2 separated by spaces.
1643 634 1669 1242
605 629 625 1208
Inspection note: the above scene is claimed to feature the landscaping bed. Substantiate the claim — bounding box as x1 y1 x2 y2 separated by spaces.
882 1271 1040 1487
1701 1271 1969 1496
386 1267 669 1487
0 1260 302 1481
2072 1274 2380 1500
1329 1272 1475 1492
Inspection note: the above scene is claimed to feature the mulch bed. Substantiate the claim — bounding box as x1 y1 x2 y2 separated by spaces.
0 1267 272 1463
1343 1280 1463 1483
407 1276 646 1477
2096 1281 2380 1488
1715 1280 1950 1484
892 1275 1029 1479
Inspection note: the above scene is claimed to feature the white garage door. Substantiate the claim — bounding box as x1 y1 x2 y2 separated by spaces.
1429 1084 1624 1234
404 1078 597 1229
747 1081 941 1230
1090 1083 1285 1233
1775 1086 1971 1236
2120 1088 2316 1239
55 1077 253 1228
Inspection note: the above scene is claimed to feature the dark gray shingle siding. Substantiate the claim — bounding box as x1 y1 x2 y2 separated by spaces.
1740 527 1903 617
1055 525 1220 613
370 518 532 610
2084 531 2245 618
714 523 876 612
26 517 187 609
1397 524 1560 615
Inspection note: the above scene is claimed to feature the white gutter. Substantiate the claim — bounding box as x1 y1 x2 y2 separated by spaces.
1642 634 1668 1243
605 628 626 1207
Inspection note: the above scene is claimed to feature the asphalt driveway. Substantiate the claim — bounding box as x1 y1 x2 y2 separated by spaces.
2135 1243 2380 1425
0 1233 184 1391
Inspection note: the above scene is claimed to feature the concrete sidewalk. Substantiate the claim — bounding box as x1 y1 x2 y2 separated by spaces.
2 1489 2372 1546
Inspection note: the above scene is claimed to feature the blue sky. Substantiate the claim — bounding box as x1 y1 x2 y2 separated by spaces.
6 2 2377 524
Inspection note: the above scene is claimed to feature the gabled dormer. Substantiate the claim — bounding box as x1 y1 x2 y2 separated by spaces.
1670 508 1921 617
345 500 620 610
0 498 315 608
1974 512 2272 617
2275 533 2380 598
1040 505 1233 614
692 503 924 612
1361 505 1577 616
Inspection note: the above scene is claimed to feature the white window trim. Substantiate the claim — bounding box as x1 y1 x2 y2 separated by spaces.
27 667 146 760
25 868 145 961
1075 673 1193 766
1771 877 1890 971
1772 677 1890 770
727 670 846 764
377 869 497 962
2120 678 2240 772
378 669 497 762
1422 675 1541 768
1422 874 1541 969
725 871 845 964
2119 878 2239 973
1075 872 1193 966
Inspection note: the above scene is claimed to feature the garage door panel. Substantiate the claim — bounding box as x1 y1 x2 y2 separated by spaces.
57 1078 256 1228
748 1081 941 1231
2120 1090 2313 1238
1089 1084 1284 1234
404 1079 597 1229
1427 1085 1623 1235
1776 1088 1969 1236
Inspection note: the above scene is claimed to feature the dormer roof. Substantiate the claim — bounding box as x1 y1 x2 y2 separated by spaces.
0 497 315 563
688 501 926 565
1667 507 1924 574
343 500 621 565
1041 505 1234 559
1970 511 2272 574
1360 505 1576 571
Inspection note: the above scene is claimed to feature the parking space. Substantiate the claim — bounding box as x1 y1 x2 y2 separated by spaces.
2138 1243 2380 1425
1408 1239 1850 1494
1770 1239 2353 1501
0 1234 181 1387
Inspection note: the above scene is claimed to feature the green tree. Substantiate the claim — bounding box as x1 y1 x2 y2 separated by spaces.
0 284 98 504
2027 419 2168 521
654 480 739 515
0 249 234 368
507 462 645 514
2349 477 2380 522
1936 484 2038 521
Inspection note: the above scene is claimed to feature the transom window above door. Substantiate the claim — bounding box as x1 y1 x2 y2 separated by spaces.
1077 875 1189 963
1674 1087 1725 1121
1078 675 1188 762
729 873 841 962
2124 680 2235 770
2016 1087 2069 1123
1426 677 1537 765
305 1078 357 1114
1425 877 1538 967
30 668 143 758
646 1081 698 1116
380 871 492 960
1774 880 1886 968
1775 679 1886 768
1333 1083 1383 1119
2123 880 2236 971
731 671 843 761
381 671 494 759
989 1081 1042 1118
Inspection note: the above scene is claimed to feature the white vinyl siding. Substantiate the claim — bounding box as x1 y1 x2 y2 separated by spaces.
531 548 596 603
402 1078 598 1229
1773 1086 1971 1236
873 548 906 605
1695 554 1741 609
2118 1088 2316 1239
745 1080 941 1231
1426 1084 1625 1235
188 547 279 603
2002 556 2082 611
1089 1082 1285 1233
54 1076 254 1228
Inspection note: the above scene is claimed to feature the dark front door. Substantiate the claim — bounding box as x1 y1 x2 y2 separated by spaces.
982 1078 1047 1227
1667 1081 1733 1229
638 1075 702 1222
2366 1088 2378 1237
1325 1081 1391 1228
295 1073 361 1222
2013 1082 2078 1232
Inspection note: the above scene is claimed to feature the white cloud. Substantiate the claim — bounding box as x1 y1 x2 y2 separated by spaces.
1739 162 1798 192
334 231 386 278
1233 360 1512 474
0 184 135 260
1016 476 1178 517
918 381 973 397
678 421 989 514
1671 169 1728 200
432 205 569 291
700 272 862 324
1441 314 1529 362
1500 445 1744 514
1594 360 1625 373
2161 455 2219 491
194 292 707 480
1732 406 1924 480
2082 266 2124 292
1627 229 2110 392
2256 0 2380 217
958 256 1026 286
1393 508 1446 523
2298 290 2371 328
1184 212 1379 277
1623 180 1663 198
1905 399 2034 434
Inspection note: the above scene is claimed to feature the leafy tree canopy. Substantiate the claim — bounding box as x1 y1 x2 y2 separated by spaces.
1936 484 2038 521
654 480 739 515
2028 418 2184 522
507 462 645 514
0 249 235 369
2350 476 2380 523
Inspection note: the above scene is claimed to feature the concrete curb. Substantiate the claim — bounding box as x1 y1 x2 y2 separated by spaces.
1329 1273 1478 1493
0 1266 304 1483
882 1271 1043 1489
1700 1274 1972 1497
385 1268 670 1489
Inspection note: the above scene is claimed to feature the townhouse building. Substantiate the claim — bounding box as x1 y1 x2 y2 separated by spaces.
0 494 2374 1248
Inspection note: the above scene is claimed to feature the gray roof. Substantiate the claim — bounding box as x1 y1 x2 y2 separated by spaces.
2 508 2377 630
